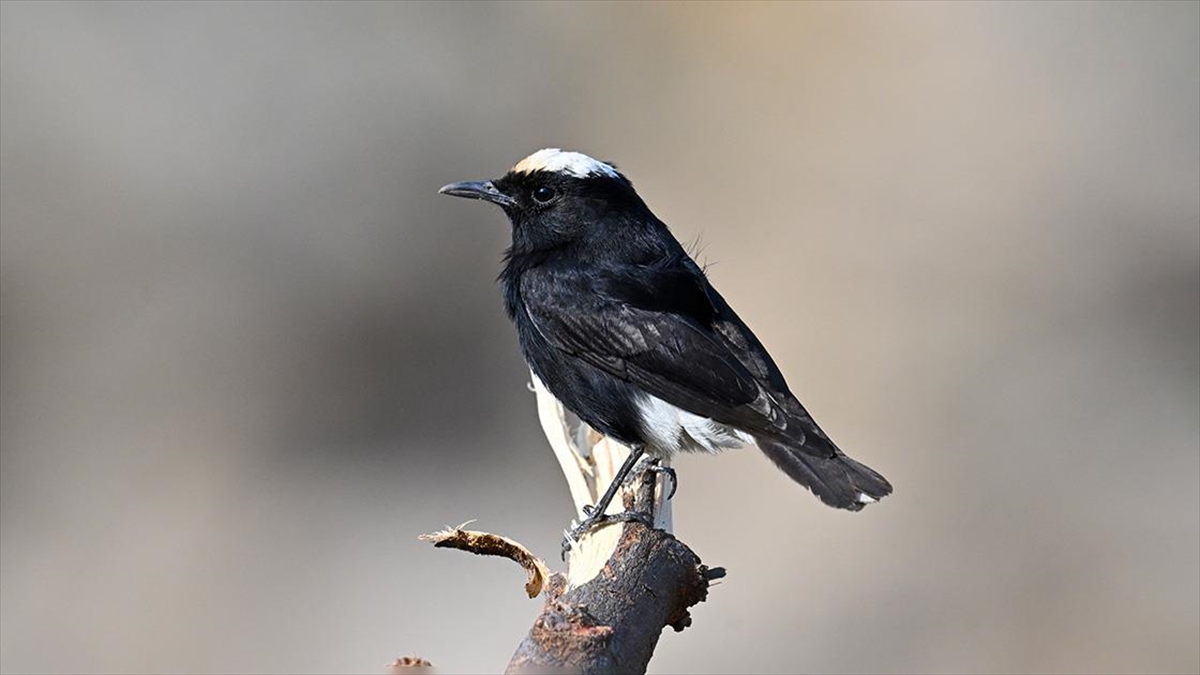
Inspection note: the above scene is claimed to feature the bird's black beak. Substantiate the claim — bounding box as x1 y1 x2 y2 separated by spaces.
438 180 516 208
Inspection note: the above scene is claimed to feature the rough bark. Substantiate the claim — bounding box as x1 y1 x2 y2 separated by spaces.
505 468 722 675
421 377 721 674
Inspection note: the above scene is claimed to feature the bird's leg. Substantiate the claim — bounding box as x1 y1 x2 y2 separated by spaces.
562 445 650 558
583 444 645 521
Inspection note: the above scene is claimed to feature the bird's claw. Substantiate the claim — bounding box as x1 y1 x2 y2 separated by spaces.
649 464 678 499
559 509 654 560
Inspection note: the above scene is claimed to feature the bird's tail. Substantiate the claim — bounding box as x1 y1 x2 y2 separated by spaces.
757 438 893 511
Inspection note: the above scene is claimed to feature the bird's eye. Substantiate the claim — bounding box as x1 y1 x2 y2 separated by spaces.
532 186 557 204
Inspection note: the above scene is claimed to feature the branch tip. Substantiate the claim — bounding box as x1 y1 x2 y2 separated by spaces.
386 655 433 670
419 526 551 598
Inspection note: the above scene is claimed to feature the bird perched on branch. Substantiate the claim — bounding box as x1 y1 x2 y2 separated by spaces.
440 149 891 541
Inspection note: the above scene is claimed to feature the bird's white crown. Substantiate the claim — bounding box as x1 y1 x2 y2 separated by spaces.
511 148 620 179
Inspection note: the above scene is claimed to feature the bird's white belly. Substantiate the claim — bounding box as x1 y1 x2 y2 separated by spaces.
635 393 754 456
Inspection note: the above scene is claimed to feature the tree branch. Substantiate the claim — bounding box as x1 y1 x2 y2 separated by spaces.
420 375 722 674
506 467 721 675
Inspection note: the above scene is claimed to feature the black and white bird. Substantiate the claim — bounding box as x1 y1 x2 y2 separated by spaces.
440 149 891 537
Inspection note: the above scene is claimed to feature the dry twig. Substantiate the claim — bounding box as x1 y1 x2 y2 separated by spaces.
419 525 551 599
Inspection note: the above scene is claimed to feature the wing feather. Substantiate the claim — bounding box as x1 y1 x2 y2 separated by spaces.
521 263 780 432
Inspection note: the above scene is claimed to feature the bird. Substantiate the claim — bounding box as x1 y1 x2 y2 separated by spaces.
439 148 891 541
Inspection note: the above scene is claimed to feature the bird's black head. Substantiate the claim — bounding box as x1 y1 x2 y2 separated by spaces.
439 149 666 262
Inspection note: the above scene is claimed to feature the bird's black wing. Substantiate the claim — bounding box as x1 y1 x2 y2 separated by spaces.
520 261 806 444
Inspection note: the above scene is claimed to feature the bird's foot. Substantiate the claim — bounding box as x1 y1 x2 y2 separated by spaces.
560 508 654 560
648 462 678 499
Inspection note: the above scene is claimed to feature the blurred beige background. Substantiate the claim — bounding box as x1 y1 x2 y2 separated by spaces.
1 2 1197 674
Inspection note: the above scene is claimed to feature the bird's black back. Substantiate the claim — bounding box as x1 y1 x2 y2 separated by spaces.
496 171 840 459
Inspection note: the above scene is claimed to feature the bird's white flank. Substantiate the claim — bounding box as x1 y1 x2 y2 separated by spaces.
636 393 753 456
512 148 621 179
